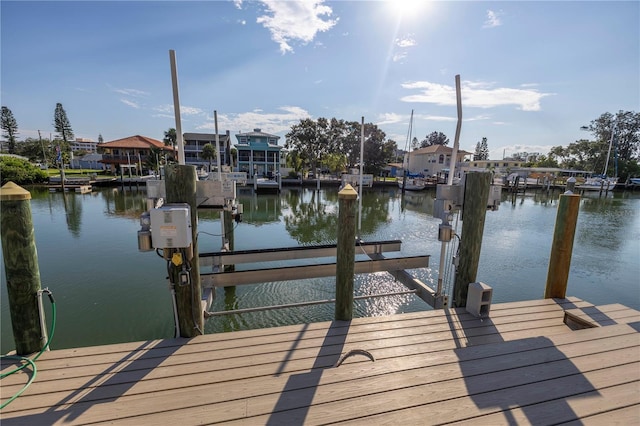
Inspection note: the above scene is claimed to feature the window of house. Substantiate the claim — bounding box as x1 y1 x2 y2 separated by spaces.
253 151 266 162
238 150 250 161
267 151 278 162
438 154 444 164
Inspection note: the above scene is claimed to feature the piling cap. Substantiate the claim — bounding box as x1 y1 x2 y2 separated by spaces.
0 182 31 201
338 184 358 199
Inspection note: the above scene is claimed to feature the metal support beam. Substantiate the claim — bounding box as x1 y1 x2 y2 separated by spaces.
201 255 429 288
199 240 402 267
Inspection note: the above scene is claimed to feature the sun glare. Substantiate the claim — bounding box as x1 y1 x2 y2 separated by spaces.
388 0 428 17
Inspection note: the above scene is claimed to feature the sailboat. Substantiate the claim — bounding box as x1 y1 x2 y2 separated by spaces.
577 122 618 191
398 110 426 191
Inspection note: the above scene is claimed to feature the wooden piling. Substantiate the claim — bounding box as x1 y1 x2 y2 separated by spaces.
335 184 358 320
0 182 44 355
223 209 235 272
165 165 203 337
452 172 491 308
544 193 581 298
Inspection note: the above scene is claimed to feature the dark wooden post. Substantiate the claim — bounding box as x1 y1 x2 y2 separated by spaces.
165 165 203 337
335 184 358 320
0 182 44 355
223 209 235 272
452 172 491 308
545 193 581 298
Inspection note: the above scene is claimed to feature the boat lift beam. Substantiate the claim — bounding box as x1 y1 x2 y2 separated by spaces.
200 255 429 288
199 240 402 267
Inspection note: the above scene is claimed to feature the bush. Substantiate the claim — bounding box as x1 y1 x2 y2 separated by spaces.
0 156 48 186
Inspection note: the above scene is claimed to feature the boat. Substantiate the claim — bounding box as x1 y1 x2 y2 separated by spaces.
577 175 618 192
398 110 426 191
398 173 426 191
576 122 619 192
629 177 640 186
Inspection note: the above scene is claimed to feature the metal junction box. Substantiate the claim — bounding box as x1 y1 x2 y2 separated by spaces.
150 204 192 249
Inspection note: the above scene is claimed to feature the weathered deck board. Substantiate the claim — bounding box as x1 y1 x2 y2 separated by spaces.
1 297 638 425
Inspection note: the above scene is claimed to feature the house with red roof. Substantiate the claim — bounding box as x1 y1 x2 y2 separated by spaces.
99 135 174 175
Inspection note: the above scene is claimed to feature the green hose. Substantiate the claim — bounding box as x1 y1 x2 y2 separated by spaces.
0 290 56 410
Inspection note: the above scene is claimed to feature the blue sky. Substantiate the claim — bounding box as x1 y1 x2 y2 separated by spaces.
2 0 638 159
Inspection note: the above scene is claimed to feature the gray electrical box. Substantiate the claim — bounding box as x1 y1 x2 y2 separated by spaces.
150 204 192 249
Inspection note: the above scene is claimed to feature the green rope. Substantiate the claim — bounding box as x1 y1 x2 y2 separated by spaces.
1 291 56 410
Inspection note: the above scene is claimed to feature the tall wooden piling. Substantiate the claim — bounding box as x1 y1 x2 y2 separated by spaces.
223 209 235 272
452 172 491 308
545 193 581 298
0 182 44 355
165 164 203 337
335 184 358 320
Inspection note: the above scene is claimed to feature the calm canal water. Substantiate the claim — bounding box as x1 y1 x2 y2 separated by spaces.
1 185 639 352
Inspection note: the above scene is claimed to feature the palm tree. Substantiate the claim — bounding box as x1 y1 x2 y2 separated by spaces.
200 143 217 172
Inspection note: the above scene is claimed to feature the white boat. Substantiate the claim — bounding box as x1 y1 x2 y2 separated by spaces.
577 121 618 192
397 176 426 191
629 177 640 185
398 110 426 191
578 175 618 191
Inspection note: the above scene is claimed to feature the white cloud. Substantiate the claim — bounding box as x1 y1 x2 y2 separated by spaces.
396 37 416 48
114 88 149 97
233 0 243 10
393 52 407 62
256 0 338 54
196 106 311 135
121 99 140 109
238 19 246 25
153 104 205 116
483 9 503 29
401 80 553 111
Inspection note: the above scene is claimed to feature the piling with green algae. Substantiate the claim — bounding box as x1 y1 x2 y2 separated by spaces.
0 182 44 355
164 164 203 337
335 184 358 321
452 172 492 308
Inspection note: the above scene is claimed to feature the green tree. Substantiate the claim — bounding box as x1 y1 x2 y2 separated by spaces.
0 156 47 185
420 131 449 148
583 110 640 163
473 137 489 160
53 103 74 144
322 152 347 174
144 146 164 175
98 134 104 144
200 142 217 172
163 128 177 162
16 137 54 163
1 106 19 154
53 103 73 167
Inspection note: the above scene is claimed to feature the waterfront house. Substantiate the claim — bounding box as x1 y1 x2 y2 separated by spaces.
406 145 472 178
234 128 285 178
183 132 232 171
99 135 174 175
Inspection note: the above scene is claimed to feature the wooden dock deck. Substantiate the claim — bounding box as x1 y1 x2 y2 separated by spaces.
2 297 639 425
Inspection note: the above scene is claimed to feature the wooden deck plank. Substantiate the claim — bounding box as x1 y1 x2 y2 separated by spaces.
17 297 589 362
316 363 640 426
564 304 640 328
8 330 636 424
2 305 582 392
1 312 578 393
449 381 640 425
7 298 584 376
560 404 640 425
3 322 628 420
1 299 637 426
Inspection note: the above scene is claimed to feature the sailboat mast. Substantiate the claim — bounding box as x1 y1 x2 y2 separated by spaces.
603 121 616 177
